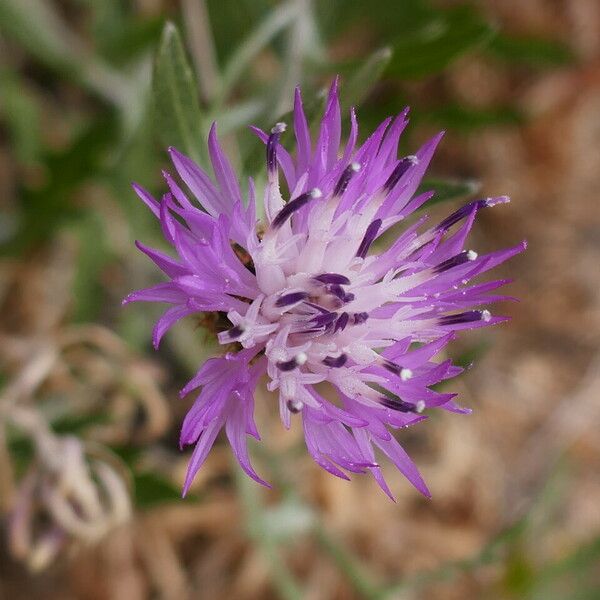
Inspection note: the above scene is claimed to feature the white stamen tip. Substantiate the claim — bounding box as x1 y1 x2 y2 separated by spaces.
350 161 361 172
407 155 419 165
400 368 413 381
287 399 304 413
466 250 478 261
310 188 322 198
416 400 426 413
481 310 492 322
271 122 287 134
296 352 308 366
485 195 510 207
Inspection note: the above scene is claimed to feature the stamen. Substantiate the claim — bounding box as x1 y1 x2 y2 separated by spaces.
436 196 509 231
296 351 308 365
227 324 245 339
433 249 478 274
311 312 338 328
314 273 351 285
438 310 491 326
333 162 361 197
287 398 304 413
334 312 349 333
267 122 286 173
353 312 369 324
322 354 348 368
275 291 308 307
382 360 412 380
328 284 346 300
356 219 382 259
276 352 307 372
272 188 321 229
383 156 418 191
379 397 420 413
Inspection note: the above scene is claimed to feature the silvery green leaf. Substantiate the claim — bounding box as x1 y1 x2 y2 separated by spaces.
152 22 207 166
342 46 393 112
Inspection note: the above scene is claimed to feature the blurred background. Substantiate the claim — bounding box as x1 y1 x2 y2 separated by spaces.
1 1 599 598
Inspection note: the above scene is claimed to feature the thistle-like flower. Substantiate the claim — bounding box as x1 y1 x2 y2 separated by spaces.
125 79 525 499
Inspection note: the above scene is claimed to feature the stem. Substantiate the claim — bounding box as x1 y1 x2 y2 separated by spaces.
314 526 385 600
212 1 300 109
234 463 304 600
181 0 220 103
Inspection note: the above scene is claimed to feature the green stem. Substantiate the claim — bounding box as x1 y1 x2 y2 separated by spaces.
234 463 304 600
314 526 385 600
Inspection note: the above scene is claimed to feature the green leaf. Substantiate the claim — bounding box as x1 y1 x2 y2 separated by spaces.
418 177 481 206
71 212 110 322
3 114 118 253
341 47 393 113
0 0 77 72
134 471 198 509
0 68 42 164
133 472 181 507
51 412 113 435
215 1 301 106
152 22 206 165
387 5 496 79
487 34 574 68
0 0 137 113
425 104 523 132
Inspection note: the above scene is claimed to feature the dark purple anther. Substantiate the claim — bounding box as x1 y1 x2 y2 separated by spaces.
311 312 338 327
275 291 308 307
322 354 348 368
379 397 418 413
227 324 245 339
276 358 300 371
343 292 355 303
433 250 477 274
383 156 416 191
439 310 490 326
267 123 286 174
436 196 509 232
328 284 346 301
334 312 349 333
287 399 303 413
314 273 351 285
356 219 382 259
436 200 485 231
272 189 321 229
333 162 361 197
353 312 369 324
382 359 402 375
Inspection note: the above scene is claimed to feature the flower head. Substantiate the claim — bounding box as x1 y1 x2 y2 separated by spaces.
125 78 525 499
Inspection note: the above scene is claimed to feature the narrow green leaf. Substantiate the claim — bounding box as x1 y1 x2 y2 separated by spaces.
487 34 574 68
152 22 206 165
71 213 109 322
341 47 393 113
425 104 523 132
0 0 136 112
418 177 481 206
387 5 496 79
0 68 42 164
0 0 77 72
215 1 301 106
133 471 190 508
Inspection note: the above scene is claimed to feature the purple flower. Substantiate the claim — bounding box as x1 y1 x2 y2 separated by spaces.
124 78 525 499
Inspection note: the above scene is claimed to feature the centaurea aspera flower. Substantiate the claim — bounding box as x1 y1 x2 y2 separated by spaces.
124 79 525 499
